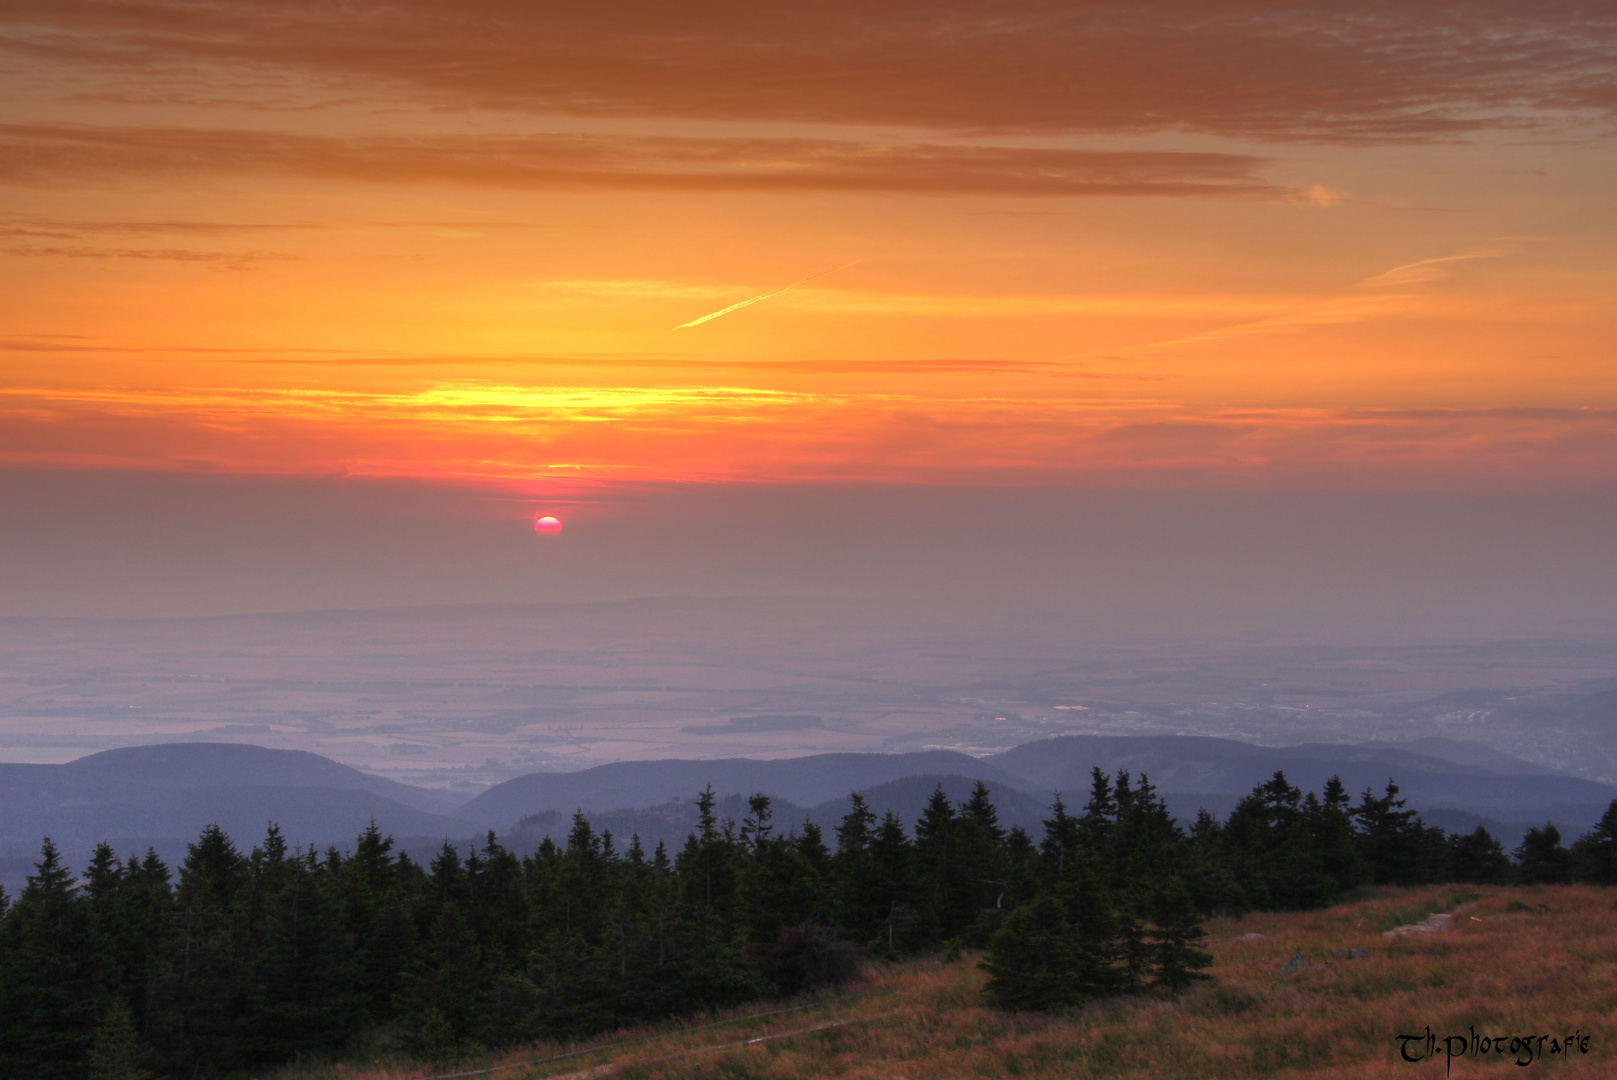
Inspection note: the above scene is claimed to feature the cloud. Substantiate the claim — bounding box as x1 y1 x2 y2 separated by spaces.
3 2 1614 142
0 123 1280 198
0 218 326 240
674 262 859 328
0 336 1146 377
3 381 1616 488
1356 243 1520 288
1139 243 1519 349
1287 184 1346 208
0 244 296 268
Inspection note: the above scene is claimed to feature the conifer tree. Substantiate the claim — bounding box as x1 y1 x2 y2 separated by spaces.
84 1000 154 1080
1039 795 1083 887
1182 808 1240 913
740 793 774 855
343 821 415 1025
1311 776 1367 893
1110 772 1182 896
913 785 956 940
1571 800 1617 884
870 812 919 954
1147 877 1212 997
1446 826 1513 885
1224 771 1334 909
796 820 832 881
244 827 356 1065
1515 823 1573 885
13 769 1606 1065
169 821 254 1072
1355 779 1436 885
1080 767 1116 852
832 793 882 940
0 838 101 1079
982 895 1084 1011
954 782 1011 942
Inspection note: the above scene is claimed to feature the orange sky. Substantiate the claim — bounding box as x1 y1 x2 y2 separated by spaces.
3 1 1616 492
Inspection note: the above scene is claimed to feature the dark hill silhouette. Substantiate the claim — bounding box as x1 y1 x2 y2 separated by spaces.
457 750 1034 826
1369 737 1560 776
501 774 1055 857
0 744 480 885
984 735 1616 828
6 734 1613 897
63 742 462 814
466 735 1612 836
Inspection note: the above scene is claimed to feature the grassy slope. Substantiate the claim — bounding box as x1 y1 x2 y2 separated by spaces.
274 885 1616 1080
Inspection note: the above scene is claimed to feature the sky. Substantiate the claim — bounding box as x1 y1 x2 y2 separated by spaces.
2 2 1615 622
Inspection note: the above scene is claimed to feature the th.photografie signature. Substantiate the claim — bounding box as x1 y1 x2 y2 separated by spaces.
1397 1025 1591 1073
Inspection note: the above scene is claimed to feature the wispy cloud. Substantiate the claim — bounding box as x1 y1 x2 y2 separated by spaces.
536 278 1287 322
0 217 325 239
674 262 859 329
0 245 297 269
1356 242 1522 287
0 123 1284 198
3 2 1614 141
3 382 1616 488
0 336 1148 377
1139 242 1520 350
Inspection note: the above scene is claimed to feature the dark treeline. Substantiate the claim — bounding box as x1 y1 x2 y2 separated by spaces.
7 770 1617 1078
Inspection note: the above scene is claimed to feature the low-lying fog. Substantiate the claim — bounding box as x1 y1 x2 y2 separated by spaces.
5 598 1616 796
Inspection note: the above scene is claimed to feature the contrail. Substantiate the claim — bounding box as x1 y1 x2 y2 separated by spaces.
673 261 860 329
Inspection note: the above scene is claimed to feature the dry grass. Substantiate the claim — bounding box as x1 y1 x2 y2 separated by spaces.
273 885 1617 1080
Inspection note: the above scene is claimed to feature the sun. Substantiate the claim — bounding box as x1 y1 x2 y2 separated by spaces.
533 516 563 535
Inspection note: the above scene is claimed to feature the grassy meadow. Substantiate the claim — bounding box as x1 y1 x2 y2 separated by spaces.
272 885 1616 1080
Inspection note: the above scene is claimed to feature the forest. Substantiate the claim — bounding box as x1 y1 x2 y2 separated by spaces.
6 768 1617 1079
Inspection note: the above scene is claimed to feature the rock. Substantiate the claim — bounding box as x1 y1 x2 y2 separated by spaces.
1280 954 1310 974
1384 912 1456 939
1238 933 1264 942
1337 947 1371 960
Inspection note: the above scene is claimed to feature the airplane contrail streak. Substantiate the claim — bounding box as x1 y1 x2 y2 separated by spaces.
673 261 860 329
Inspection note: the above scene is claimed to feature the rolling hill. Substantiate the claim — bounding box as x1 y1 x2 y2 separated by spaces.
457 749 1034 826
0 743 481 883
7 733 1614 893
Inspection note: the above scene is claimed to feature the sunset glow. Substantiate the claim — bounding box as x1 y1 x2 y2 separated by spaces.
2 2 1614 498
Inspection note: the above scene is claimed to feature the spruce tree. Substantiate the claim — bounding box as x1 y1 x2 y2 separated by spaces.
832 793 882 941
1515 823 1573 885
1079 767 1116 852
1039 795 1084 888
870 812 919 954
1311 776 1367 893
84 1000 154 1080
343 821 414 1025
740 793 775 855
0 839 101 1080
982 895 1084 1011
913 785 956 941
1355 780 1433 886
954 782 1011 942
1446 826 1513 885
1224 771 1334 909
171 824 252 1074
795 821 833 884
244 827 356 1065
1147 877 1211 997
1571 800 1617 884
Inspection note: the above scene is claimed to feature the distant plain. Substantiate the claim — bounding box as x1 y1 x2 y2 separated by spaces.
4 598 1616 793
